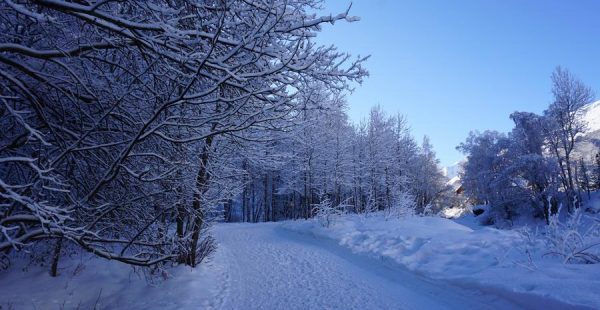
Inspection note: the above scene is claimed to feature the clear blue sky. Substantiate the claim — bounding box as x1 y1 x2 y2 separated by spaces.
316 0 600 167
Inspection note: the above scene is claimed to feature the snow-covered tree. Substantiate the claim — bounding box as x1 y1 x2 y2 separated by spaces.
226 101 447 222
458 131 518 221
413 136 448 212
595 153 600 190
458 67 595 224
543 67 594 211
577 158 591 200
0 0 367 270
509 111 559 222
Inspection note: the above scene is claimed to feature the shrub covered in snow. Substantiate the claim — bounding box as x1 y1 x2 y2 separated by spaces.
542 207 600 264
312 197 346 228
515 205 600 265
384 191 416 220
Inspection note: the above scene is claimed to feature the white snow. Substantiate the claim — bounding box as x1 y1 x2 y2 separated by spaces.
440 205 470 219
447 175 461 187
283 213 600 309
213 223 527 309
443 161 464 179
2 217 598 309
0 252 225 309
573 100 600 162
446 175 462 194
580 100 600 134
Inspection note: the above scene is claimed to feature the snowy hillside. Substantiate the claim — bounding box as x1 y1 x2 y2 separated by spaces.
575 100 600 162
580 100 600 134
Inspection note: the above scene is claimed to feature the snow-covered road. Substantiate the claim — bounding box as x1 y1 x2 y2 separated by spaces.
1 221 591 309
211 223 525 310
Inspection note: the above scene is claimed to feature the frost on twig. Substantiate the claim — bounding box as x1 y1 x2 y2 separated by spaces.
0 0 367 270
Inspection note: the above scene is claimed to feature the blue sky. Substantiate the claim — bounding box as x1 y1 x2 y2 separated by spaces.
316 0 600 167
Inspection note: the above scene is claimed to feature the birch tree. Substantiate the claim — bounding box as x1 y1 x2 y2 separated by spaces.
543 67 594 211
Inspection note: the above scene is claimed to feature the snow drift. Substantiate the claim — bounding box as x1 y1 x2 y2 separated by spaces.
283 213 600 309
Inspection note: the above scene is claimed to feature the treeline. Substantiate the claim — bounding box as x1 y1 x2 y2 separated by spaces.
224 103 450 223
458 67 599 224
0 0 368 272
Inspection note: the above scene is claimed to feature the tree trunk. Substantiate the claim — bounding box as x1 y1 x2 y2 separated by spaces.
50 237 63 277
263 173 269 222
176 205 185 238
271 175 276 221
187 135 213 267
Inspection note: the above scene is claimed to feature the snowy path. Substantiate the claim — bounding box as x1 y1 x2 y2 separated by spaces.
1 221 590 309
210 222 526 310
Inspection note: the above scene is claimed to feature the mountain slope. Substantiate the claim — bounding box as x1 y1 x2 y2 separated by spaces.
580 100 600 134
575 100 600 162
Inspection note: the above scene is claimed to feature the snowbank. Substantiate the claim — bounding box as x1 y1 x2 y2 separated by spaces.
0 253 225 309
282 213 600 309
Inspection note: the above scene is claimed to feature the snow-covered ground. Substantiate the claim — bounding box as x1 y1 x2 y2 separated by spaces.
283 213 600 309
0 223 520 309
2 214 598 309
214 223 528 309
0 248 226 309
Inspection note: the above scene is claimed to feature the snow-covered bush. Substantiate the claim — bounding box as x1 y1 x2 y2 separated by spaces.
385 191 416 220
513 226 539 271
312 197 345 228
543 206 600 264
422 204 435 216
515 205 600 265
